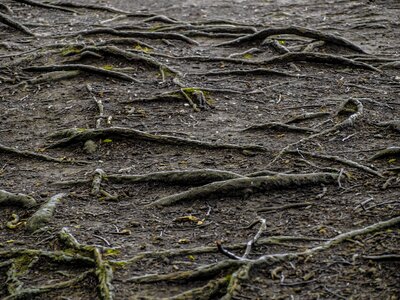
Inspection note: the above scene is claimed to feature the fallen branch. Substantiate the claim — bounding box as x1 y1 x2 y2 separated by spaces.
0 190 37 208
148 172 339 207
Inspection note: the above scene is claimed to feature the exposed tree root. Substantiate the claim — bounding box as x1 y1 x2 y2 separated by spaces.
3 270 94 300
368 147 400 161
126 259 244 283
242 122 319 133
174 52 378 72
12 0 76 13
191 67 298 77
257 202 312 213
91 169 106 196
0 142 83 164
217 26 366 53
23 64 140 82
0 190 37 208
26 193 66 232
59 227 115 299
73 45 181 76
285 112 330 124
15 70 81 87
288 150 383 177
124 216 399 298
0 11 35 36
148 172 339 207
45 127 269 152
269 98 364 166
108 169 244 185
59 28 199 45
376 120 400 132
46 1 130 14
262 52 379 72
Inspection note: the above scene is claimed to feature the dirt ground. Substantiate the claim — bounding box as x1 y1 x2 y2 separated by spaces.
0 0 399 299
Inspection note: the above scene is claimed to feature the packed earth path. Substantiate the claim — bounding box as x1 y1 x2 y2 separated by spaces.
0 0 399 299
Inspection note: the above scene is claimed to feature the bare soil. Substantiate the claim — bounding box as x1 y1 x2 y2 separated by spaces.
0 0 399 299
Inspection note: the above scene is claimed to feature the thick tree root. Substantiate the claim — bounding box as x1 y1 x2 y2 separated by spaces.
125 216 400 298
0 11 35 36
288 150 383 177
60 28 199 45
45 127 269 152
126 260 244 283
242 122 319 133
148 172 339 207
0 142 83 164
46 1 130 14
23 64 140 82
3 270 94 300
368 147 400 161
26 193 66 232
285 112 330 124
59 228 114 300
217 26 366 53
74 45 181 76
15 70 81 87
269 98 364 166
0 190 37 208
12 0 76 13
191 67 298 77
108 169 243 185
175 52 378 72
376 120 400 132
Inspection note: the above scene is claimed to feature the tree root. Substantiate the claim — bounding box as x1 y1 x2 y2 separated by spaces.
59 227 115 299
74 45 181 76
262 52 379 72
46 1 130 14
26 193 66 232
23 64 140 82
287 150 383 177
12 0 76 13
0 190 37 208
242 122 319 133
91 169 106 196
368 147 400 161
126 259 244 283
109 169 244 185
0 11 35 36
45 127 269 153
0 142 84 164
125 217 399 298
191 67 298 77
14 70 81 87
285 112 330 124
175 52 378 72
148 172 339 207
3 270 94 300
217 26 366 53
59 28 199 45
376 120 400 132
269 98 364 166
